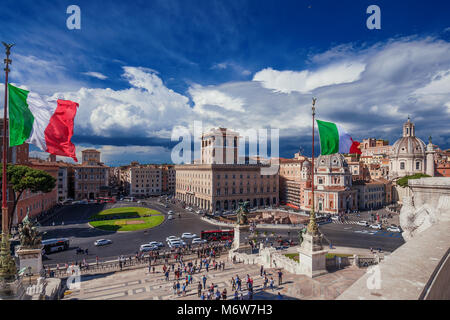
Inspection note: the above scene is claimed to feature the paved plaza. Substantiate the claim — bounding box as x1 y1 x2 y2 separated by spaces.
64 256 366 300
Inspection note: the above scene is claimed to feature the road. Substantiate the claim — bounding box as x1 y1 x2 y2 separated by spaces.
38 199 404 265
38 199 214 265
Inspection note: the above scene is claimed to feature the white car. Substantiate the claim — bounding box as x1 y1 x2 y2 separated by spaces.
140 244 158 252
168 210 174 215
94 239 112 246
370 223 382 230
387 225 402 233
168 240 186 248
192 238 207 244
167 215 174 220
357 220 370 227
166 236 181 242
148 241 164 247
181 233 197 239
331 216 339 221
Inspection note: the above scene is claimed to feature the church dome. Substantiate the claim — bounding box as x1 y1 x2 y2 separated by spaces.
391 136 426 157
391 117 426 158
316 153 348 168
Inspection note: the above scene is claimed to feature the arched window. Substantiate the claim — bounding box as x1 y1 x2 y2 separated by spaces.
416 161 420 170
400 162 405 170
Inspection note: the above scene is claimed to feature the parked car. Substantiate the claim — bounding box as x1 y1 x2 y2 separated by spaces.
140 244 158 252
181 233 197 239
168 239 186 248
370 223 382 230
331 216 339 221
387 225 402 232
192 238 207 245
168 210 174 215
166 236 181 242
94 239 112 246
357 220 370 227
167 215 174 220
148 241 164 247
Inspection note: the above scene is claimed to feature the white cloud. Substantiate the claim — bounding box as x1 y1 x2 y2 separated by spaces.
211 62 228 70
252 61 366 94
82 72 108 80
414 70 450 95
9 37 450 162
51 67 193 138
189 85 246 115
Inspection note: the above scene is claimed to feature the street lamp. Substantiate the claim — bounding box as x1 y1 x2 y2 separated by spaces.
0 42 17 280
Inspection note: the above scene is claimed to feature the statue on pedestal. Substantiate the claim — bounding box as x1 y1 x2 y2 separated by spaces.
236 201 249 226
18 215 42 248
298 227 307 245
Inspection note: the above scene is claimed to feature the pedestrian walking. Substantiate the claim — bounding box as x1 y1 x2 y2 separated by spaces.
197 281 202 297
270 277 274 291
172 282 177 295
260 265 264 277
202 275 207 289
234 290 238 300
222 288 227 300
278 270 283 286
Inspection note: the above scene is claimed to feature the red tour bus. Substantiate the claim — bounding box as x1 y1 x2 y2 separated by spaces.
96 197 116 204
200 229 234 241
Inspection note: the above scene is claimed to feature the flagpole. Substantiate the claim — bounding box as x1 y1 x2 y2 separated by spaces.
307 97 319 235
0 41 16 280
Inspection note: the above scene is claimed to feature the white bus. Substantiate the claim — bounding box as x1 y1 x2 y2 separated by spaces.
42 238 70 254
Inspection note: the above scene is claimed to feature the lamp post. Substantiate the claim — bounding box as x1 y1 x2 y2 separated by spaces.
0 42 17 280
307 97 319 236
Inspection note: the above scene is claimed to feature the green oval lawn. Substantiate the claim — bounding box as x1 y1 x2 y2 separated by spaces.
89 206 164 232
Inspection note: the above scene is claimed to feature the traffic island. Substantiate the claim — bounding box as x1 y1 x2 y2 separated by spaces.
88 207 164 232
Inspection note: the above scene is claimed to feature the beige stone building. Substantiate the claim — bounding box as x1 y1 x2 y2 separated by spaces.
302 154 358 214
175 127 279 213
161 165 176 194
360 138 392 157
175 163 279 213
201 127 239 164
279 158 311 209
353 180 386 210
74 149 109 200
127 165 162 197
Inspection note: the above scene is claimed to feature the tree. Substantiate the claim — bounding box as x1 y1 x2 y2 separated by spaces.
396 173 430 188
0 164 56 232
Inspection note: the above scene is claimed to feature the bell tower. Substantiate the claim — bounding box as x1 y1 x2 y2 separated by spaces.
426 136 435 177
403 116 415 137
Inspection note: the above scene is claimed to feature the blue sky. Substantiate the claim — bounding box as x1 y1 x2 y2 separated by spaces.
1 0 449 165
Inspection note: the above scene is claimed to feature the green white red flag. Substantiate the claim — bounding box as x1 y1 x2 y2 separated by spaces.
316 119 361 155
8 84 79 161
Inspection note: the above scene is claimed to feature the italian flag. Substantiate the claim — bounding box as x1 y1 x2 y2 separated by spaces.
8 84 79 161
316 119 361 155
